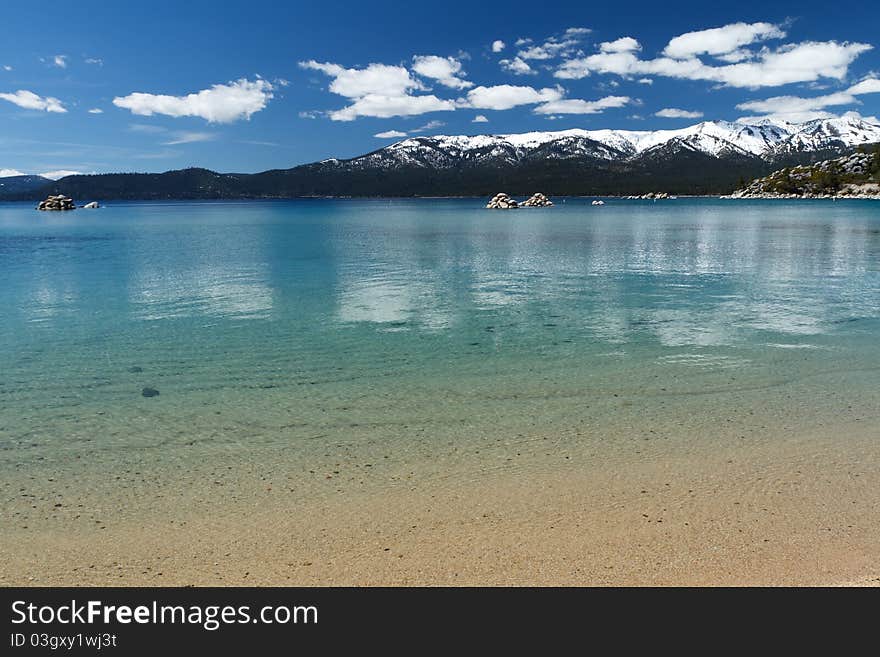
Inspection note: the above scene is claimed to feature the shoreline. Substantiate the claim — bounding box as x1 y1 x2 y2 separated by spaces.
722 193 880 200
5 193 880 203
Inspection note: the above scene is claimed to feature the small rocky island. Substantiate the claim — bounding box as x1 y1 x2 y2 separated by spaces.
522 192 553 207
625 192 672 200
37 194 76 211
486 192 553 209
36 195 100 210
727 147 880 199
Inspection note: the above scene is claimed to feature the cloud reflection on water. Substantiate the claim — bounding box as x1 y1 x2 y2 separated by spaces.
330 201 880 348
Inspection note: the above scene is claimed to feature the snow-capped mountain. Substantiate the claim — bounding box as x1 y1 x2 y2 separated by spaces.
0 174 52 195
334 116 880 171
8 116 878 200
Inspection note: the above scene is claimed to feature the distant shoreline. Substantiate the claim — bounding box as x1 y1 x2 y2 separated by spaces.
6 194 880 204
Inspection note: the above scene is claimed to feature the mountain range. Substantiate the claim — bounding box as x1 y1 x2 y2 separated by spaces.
3 116 880 200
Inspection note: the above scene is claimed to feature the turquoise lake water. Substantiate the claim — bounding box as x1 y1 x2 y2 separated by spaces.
1 198 879 474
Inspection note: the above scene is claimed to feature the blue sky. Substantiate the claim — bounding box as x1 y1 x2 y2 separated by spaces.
1 0 879 177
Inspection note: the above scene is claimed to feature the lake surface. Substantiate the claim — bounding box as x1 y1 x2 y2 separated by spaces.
1 198 879 458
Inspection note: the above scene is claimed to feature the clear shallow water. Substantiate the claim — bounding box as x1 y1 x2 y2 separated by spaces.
1 198 879 467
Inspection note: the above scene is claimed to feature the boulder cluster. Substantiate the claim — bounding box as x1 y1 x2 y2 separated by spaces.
486 192 554 209
625 192 671 200
486 192 519 209
521 192 554 207
728 150 880 199
37 195 76 211
836 151 876 176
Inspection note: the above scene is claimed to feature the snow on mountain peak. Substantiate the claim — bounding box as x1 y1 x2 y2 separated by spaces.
363 117 880 169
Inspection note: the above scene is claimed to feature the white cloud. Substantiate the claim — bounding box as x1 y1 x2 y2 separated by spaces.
715 50 752 63
0 89 66 113
556 51 636 79
534 96 631 115
162 131 216 145
39 170 81 180
0 168 25 177
500 57 535 75
491 40 506 53
113 78 273 123
331 94 454 121
129 123 167 133
52 55 68 68
412 120 445 132
88 108 103 114
518 45 554 61
637 77 653 84
600 37 641 53
412 55 472 89
84 57 103 66
373 120 446 140
518 39 579 61
513 28 589 63
515 38 532 47
725 41 872 87
2 65 11 71
655 107 704 118
374 130 408 138
556 38 872 88
663 22 785 59
736 91 854 115
734 77 880 122
848 77 880 95
463 84 563 110
472 114 489 123
300 61 422 98
300 60 455 120
564 27 592 38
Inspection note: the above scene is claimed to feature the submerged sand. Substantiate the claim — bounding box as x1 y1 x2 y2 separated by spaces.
2 410 878 586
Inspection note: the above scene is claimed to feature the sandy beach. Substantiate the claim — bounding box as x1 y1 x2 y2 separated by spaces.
3 409 878 587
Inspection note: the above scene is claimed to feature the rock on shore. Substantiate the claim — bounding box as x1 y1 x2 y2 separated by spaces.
37 195 76 211
727 149 880 199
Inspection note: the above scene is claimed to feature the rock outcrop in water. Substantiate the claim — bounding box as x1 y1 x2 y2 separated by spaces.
487 192 555 209
625 192 671 200
521 193 553 207
486 192 518 209
37 195 76 211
